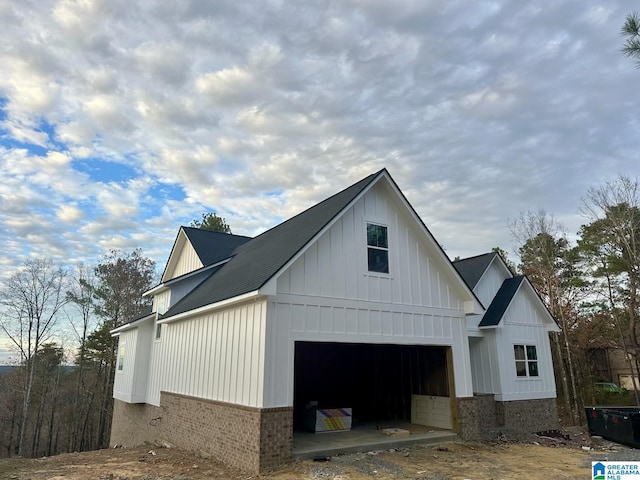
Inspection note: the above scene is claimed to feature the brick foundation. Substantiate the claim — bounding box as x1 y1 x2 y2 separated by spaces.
496 398 558 433
111 399 163 447
111 393 293 474
456 396 479 441
456 395 558 440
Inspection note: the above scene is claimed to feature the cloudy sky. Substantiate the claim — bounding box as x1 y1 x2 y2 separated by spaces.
0 1 638 360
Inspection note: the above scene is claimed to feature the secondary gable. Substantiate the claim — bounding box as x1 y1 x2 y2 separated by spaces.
162 231 203 282
473 257 512 307
502 280 559 331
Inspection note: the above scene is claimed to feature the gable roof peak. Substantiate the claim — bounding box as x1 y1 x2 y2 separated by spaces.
163 169 384 318
452 252 498 289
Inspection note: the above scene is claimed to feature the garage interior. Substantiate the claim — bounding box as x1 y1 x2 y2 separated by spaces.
292 341 456 457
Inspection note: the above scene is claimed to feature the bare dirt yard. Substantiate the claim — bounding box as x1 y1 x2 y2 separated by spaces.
0 428 633 480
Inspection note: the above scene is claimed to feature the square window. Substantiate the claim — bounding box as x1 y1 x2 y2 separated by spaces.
368 248 389 274
514 344 538 378
367 224 388 248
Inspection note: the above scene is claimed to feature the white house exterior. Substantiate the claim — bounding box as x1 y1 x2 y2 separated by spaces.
110 170 559 473
453 252 560 435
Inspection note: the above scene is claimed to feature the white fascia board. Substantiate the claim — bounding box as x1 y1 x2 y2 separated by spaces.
143 284 169 297
521 278 561 332
110 312 156 336
478 323 503 330
158 290 263 324
143 259 232 297
159 228 188 283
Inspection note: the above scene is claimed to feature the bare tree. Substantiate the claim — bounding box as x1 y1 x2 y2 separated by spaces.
0 259 67 456
580 175 640 400
509 210 582 424
65 264 96 452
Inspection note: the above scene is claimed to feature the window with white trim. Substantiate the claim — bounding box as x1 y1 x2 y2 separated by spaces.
514 344 538 377
155 297 166 341
366 223 389 274
117 345 125 371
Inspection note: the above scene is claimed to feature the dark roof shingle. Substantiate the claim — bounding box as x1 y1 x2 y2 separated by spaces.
181 227 252 266
478 276 524 327
163 170 382 318
452 253 496 289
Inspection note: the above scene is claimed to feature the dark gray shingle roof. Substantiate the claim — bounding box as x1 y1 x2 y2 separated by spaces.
478 276 524 327
452 252 496 289
163 170 382 318
181 227 252 266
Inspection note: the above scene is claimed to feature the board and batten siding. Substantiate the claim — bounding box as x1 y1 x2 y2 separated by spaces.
113 320 154 403
113 329 137 402
493 289 557 401
145 299 267 407
469 335 502 394
154 290 171 314
473 262 509 308
261 296 474 408
170 240 203 280
276 184 463 310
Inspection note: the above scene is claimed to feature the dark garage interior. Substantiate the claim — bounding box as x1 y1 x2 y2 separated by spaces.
293 341 450 431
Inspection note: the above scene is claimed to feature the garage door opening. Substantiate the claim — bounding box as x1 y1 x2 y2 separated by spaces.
293 341 453 433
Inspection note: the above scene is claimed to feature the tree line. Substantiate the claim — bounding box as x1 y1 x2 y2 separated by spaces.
0 213 229 458
0 250 156 458
507 175 640 424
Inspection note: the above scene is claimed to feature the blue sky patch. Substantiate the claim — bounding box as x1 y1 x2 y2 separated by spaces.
149 181 185 202
74 158 139 184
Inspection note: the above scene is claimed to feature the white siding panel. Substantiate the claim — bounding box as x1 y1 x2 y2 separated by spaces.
113 322 153 403
154 290 171 314
171 241 203 279
113 330 137 401
275 183 467 311
145 300 267 407
469 334 502 394
474 263 510 307
494 324 556 401
492 287 557 400
262 295 473 407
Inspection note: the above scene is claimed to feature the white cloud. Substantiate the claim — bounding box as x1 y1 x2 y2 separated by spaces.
0 0 636 286
57 205 84 224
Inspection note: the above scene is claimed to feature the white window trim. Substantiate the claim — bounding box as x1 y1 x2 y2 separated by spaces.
117 342 126 372
365 221 391 276
513 343 539 379
155 322 162 342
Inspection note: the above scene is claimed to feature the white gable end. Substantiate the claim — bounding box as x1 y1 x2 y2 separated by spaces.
473 259 511 307
275 181 467 310
163 232 204 282
503 281 559 331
